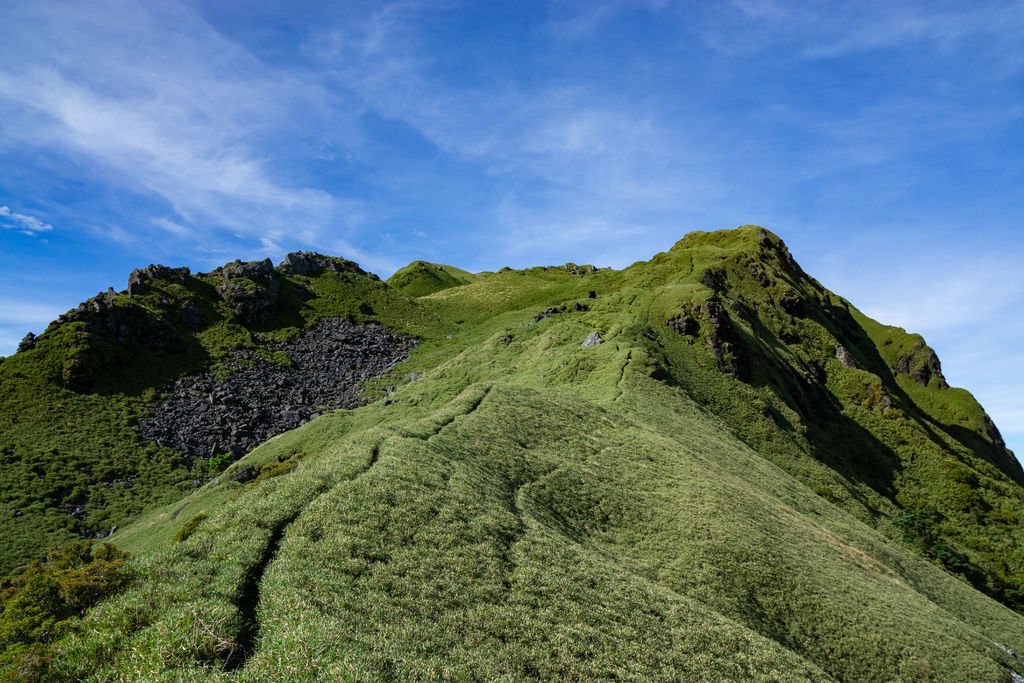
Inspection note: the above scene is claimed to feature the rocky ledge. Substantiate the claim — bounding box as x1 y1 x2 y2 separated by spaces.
139 317 417 460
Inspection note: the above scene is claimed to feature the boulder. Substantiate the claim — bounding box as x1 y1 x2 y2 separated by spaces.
581 331 604 347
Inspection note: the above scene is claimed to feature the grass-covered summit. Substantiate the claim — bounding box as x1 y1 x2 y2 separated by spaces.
2 226 1023 681
387 260 480 297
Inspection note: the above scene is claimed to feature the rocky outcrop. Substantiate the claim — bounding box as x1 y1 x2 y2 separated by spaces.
563 263 600 276
59 293 184 353
700 268 726 292
666 313 699 337
581 331 604 347
278 251 378 280
896 343 947 388
139 317 416 460
214 259 281 327
778 287 805 316
127 264 191 296
699 298 743 376
16 332 36 353
533 302 589 323
835 344 857 368
758 229 805 277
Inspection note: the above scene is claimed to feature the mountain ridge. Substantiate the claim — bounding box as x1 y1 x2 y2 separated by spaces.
2 225 1023 680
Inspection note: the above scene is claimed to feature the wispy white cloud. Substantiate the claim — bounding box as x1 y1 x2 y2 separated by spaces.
797 3 1024 62
0 206 52 235
852 261 1024 335
0 2 364 252
150 217 195 239
303 3 725 268
543 0 668 41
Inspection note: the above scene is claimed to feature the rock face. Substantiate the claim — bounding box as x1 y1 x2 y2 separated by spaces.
563 263 600 276
778 287 805 316
699 298 742 376
139 317 416 459
214 259 281 327
666 313 699 337
59 292 184 353
127 264 191 296
835 344 857 369
278 251 378 280
896 343 948 388
16 333 36 353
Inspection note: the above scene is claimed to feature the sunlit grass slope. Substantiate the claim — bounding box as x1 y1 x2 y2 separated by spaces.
5 226 1024 680
53 321 1024 681
387 261 481 297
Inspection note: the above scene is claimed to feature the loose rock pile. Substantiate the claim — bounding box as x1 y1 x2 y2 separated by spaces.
140 317 417 460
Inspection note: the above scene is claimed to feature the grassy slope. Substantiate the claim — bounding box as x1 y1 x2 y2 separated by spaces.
0 265 446 575
35 226 1024 681
5 226 1024 679
387 261 482 298
52 310 1023 681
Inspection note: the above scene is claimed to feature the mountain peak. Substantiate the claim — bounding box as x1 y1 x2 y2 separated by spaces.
2 228 1023 681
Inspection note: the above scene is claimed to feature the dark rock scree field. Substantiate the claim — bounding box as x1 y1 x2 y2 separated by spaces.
140 317 417 460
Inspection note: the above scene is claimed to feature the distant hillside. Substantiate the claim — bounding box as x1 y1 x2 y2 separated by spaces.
2 228 1023 681
387 260 480 297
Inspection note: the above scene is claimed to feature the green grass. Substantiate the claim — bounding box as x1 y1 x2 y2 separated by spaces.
45 350 1024 680
387 261 482 297
3 228 1024 680
0 263 441 576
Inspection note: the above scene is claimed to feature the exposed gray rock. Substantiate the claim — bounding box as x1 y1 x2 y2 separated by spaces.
699 298 743 376
278 251 378 279
139 317 417 460
127 264 191 296
230 467 258 484
581 331 604 347
214 259 280 327
896 343 947 388
700 268 726 292
535 306 563 322
220 258 274 280
55 292 185 388
564 263 599 276
835 344 857 368
16 332 36 353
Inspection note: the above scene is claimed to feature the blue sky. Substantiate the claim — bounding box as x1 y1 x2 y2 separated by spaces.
0 0 1022 456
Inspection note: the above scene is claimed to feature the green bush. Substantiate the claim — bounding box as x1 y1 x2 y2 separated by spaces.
0 541 131 679
208 452 235 474
173 514 208 544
